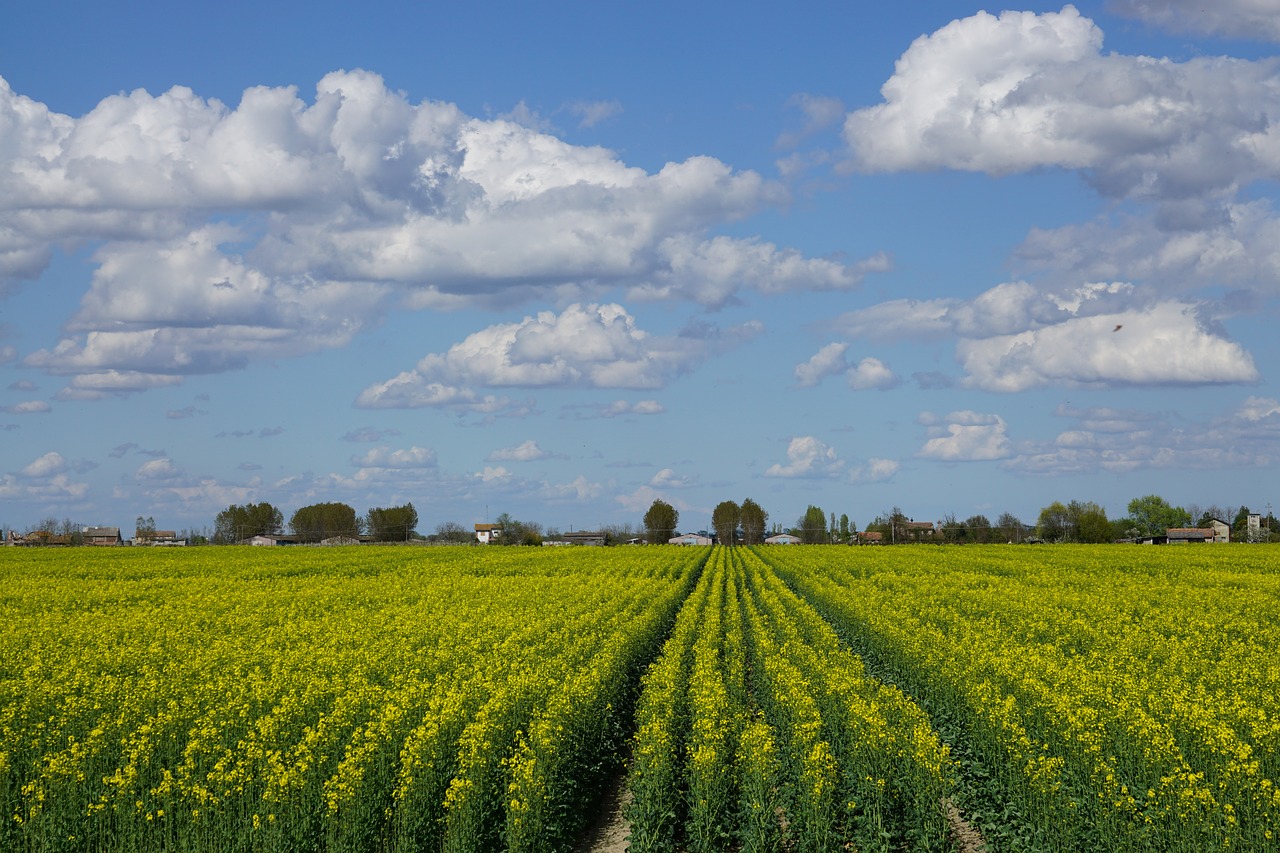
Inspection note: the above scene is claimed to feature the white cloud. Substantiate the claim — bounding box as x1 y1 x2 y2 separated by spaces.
488 439 551 462
358 303 760 408
475 466 513 483
1004 396 1280 474
850 457 901 483
650 468 696 489
764 436 846 479
957 302 1258 391
794 342 849 387
352 446 438 469
615 484 695 514
1107 0 1280 41
1 70 871 394
4 400 50 413
844 6 1280 199
20 451 67 478
846 357 899 390
135 458 182 480
918 411 1013 461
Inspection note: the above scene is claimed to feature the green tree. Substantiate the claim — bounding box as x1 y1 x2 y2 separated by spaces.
290 502 361 543
214 502 283 543
365 503 418 541
1070 500 1112 543
135 515 156 542
964 514 992 544
1126 494 1191 537
1036 501 1070 542
643 499 679 544
796 505 827 544
740 498 768 545
866 506 908 544
712 500 741 545
838 513 851 545
996 511 1024 543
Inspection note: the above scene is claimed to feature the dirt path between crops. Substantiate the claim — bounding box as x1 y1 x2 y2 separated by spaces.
944 797 989 853
576 767 632 853
576 778 988 853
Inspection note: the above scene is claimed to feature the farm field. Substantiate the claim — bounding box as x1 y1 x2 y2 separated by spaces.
1 544 1279 852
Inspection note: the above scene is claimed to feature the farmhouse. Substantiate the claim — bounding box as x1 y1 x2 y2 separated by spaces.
1167 526 1227 544
669 533 713 546
563 530 607 546
83 527 122 546
474 523 502 544
135 529 187 546
246 534 299 546
764 533 802 545
857 531 884 544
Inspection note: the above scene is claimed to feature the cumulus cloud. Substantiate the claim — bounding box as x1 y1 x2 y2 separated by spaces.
1107 0 1280 41
3 400 50 413
918 411 1013 461
794 342 849 387
846 357 899 390
20 451 67 478
488 439 554 462
957 302 1258 391
1 70 883 395
650 467 697 489
135 457 182 480
765 436 846 479
357 303 760 408
849 457 901 483
1004 396 1280 474
844 6 1280 199
834 280 1257 391
352 446 438 469
793 345 898 390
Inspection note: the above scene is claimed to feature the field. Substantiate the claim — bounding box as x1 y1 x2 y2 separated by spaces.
1 544 1278 852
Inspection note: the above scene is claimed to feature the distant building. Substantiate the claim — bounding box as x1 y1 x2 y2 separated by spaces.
83 527 122 546
135 529 187 546
764 533 802 545
247 534 298 546
669 533 713 546
857 531 884 545
563 531 607 546
475 524 502 545
1166 527 1222 544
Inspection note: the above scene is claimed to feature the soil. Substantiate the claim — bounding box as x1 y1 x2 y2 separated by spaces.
575 768 633 853
944 797 989 853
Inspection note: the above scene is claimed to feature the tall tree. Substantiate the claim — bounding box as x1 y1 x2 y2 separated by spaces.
214 502 283 543
365 503 418 541
712 500 741 545
964 514 992 544
643 499 679 544
996 511 1024 543
838 514 852 545
1070 500 1112 543
739 498 768 545
290 502 361 543
1036 501 1070 542
796 505 827 544
1126 494 1191 537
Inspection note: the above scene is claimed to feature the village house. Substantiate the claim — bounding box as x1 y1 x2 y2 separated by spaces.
83 526 122 546
474 523 502 544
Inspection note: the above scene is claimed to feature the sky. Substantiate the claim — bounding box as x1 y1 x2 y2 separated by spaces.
3 0 1280 536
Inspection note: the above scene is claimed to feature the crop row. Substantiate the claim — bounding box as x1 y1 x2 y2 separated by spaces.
627 545 954 852
0 546 705 853
759 544 1280 852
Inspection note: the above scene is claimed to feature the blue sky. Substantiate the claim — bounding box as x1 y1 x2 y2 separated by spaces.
3 1 1280 536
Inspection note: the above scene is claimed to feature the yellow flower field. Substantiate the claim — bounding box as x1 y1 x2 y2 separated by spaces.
2 543 1278 851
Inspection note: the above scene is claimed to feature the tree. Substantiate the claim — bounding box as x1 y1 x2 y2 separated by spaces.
434 521 472 544
214 502 283 543
365 503 418 541
290 502 361 543
866 506 909 544
1125 494 1191 538
740 499 768 545
135 515 156 542
712 500 741 544
838 514 852 545
1036 501 1070 542
643 499 679 544
995 511 1024 543
796 505 827 544
1070 500 1112 543
964 514 992 544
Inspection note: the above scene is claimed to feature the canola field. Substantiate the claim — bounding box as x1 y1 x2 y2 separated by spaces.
2 543 1279 852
